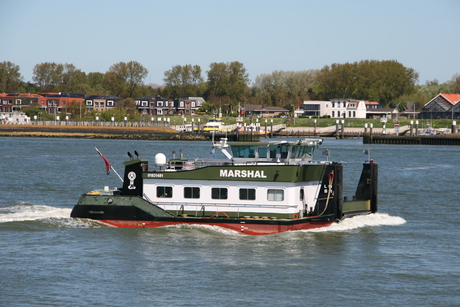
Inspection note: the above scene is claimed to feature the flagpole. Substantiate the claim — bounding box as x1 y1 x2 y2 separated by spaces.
111 165 124 182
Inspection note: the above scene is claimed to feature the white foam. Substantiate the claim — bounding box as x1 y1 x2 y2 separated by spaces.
162 223 242 236
0 202 71 223
305 213 406 232
0 202 101 228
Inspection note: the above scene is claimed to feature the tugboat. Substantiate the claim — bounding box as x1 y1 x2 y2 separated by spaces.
71 138 378 235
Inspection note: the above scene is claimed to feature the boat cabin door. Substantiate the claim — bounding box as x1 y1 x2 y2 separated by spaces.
300 188 305 218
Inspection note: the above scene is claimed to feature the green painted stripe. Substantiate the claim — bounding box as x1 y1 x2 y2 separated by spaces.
143 164 326 182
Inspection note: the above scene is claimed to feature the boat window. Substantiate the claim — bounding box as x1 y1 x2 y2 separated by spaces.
267 189 284 201
257 146 268 158
300 188 304 201
269 145 289 159
231 145 255 158
211 187 228 199
184 187 200 199
291 145 300 158
157 186 172 198
239 188 256 200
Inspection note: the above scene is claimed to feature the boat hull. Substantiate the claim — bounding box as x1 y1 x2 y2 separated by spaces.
70 199 337 235
98 219 335 235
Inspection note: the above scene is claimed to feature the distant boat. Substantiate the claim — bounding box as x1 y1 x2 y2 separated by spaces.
201 118 232 132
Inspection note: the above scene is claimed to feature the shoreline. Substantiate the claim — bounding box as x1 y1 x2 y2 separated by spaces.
0 125 208 141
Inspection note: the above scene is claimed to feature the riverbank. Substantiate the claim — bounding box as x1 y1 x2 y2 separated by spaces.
0 125 208 141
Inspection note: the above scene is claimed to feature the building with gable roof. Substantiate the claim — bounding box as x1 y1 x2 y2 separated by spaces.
419 93 460 119
330 99 367 119
85 94 123 112
135 95 175 115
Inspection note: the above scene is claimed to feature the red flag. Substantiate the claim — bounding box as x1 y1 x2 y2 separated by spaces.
95 147 110 174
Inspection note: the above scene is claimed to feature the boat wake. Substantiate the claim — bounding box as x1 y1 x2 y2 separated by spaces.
0 202 103 228
305 213 406 233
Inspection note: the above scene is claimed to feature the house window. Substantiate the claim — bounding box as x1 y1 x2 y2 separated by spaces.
184 187 200 199
267 189 284 201
157 101 163 107
332 111 335 117
150 102 155 107
86 100 93 106
239 188 256 200
157 186 172 198
180 101 184 107
107 100 114 107
95 101 99 107
142 101 148 107
211 188 228 199
337 111 340 117
62 100 66 105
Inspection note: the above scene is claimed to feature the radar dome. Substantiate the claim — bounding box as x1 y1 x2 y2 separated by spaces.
155 153 167 166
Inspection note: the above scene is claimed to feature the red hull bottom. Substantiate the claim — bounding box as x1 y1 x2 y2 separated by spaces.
99 219 335 235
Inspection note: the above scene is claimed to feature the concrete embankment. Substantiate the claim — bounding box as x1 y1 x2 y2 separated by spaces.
363 133 460 145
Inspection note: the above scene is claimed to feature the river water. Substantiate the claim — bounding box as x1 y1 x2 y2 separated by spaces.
1 137 458 306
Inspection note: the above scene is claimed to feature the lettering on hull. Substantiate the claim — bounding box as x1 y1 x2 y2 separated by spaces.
220 169 267 178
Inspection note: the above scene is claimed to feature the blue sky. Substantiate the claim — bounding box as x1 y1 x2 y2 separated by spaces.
2 0 459 86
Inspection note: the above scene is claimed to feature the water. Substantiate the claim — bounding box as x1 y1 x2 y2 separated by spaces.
1 137 459 306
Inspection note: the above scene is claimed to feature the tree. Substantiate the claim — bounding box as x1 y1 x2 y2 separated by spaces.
163 64 204 98
103 71 125 97
33 62 64 92
253 70 318 106
60 64 87 93
107 61 148 98
206 61 249 106
314 60 419 104
452 74 460 94
0 61 23 92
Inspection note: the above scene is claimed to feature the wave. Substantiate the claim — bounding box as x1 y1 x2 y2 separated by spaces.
305 213 406 233
0 202 103 228
0 203 405 233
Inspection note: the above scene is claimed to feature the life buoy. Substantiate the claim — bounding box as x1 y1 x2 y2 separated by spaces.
292 214 299 220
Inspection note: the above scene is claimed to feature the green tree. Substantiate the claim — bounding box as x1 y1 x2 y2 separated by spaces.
314 60 419 104
0 61 23 92
86 72 106 95
107 61 148 98
60 64 87 93
253 70 318 106
206 61 249 106
103 71 125 97
164 64 204 98
32 62 64 92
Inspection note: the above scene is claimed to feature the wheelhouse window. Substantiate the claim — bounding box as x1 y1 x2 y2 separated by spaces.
184 187 200 199
269 144 289 159
239 188 255 200
211 187 228 199
157 186 172 198
231 145 255 158
267 189 284 201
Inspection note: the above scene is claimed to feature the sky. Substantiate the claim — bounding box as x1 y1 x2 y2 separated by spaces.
1 0 459 86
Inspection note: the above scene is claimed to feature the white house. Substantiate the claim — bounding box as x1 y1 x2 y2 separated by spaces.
295 101 331 117
330 99 367 119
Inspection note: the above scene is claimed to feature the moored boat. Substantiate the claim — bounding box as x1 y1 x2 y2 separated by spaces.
71 138 378 235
